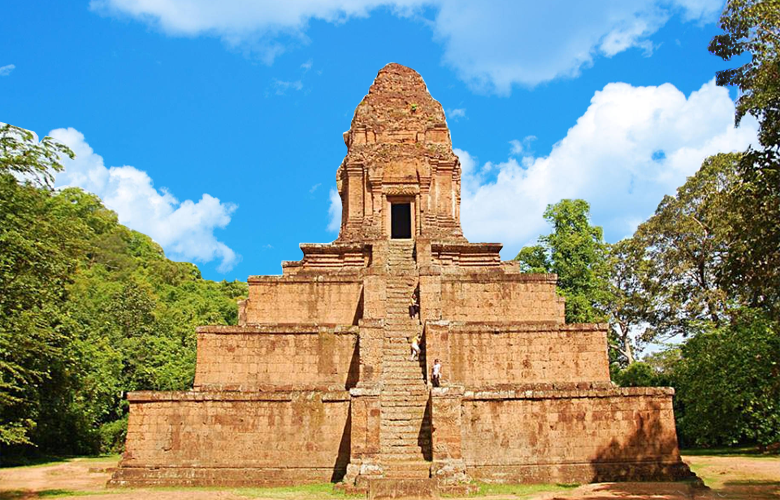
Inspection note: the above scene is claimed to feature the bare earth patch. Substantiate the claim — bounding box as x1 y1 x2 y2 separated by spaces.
1 454 777 500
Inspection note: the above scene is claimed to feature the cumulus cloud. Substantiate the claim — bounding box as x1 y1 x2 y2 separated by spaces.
50 128 240 272
89 0 723 92
459 79 758 256
89 0 422 64
0 64 15 76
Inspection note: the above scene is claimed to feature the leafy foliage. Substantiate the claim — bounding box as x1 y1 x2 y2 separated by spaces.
0 127 81 446
603 238 652 365
674 310 780 447
628 154 739 342
0 126 246 457
515 199 609 323
710 0 780 318
709 0 780 150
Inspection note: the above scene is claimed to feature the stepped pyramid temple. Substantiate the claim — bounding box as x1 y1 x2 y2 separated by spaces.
111 64 691 493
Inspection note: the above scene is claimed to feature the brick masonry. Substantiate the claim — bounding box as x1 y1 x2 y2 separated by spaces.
425 323 610 386
194 326 359 391
110 391 351 486
439 276 565 323
112 63 691 491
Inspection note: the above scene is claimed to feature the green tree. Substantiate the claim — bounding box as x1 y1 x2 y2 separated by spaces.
631 154 739 341
515 199 609 323
0 125 80 446
710 0 780 150
1 123 248 458
710 0 780 316
602 238 651 365
674 309 780 447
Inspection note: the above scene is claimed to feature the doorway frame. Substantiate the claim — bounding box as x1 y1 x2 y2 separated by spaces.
385 195 416 240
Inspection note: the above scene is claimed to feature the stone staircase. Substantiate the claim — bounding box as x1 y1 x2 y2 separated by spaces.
379 241 432 477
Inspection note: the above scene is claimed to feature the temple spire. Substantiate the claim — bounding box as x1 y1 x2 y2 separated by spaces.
336 63 464 242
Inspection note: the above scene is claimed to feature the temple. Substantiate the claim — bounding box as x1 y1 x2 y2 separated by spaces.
110 63 691 493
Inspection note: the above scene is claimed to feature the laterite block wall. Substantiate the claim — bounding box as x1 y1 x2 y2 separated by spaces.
194 326 359 390
425 323 610 386
439 277 565 323
460 388 684 483
246 277 363 325
113 391 351 486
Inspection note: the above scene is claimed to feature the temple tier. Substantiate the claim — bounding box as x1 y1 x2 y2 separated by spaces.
110 64 691 493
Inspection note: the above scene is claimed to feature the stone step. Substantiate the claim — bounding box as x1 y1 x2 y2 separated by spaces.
380 399 428 407
381 396 426 402
378 456 429 466
381 429 431 438
380 421 429 428
381 406 428 413
381 370 421 377
380 443 430 453
381 427 431 436
380 414 426 422
380 409 427 417
380 462 431 480
379 451 429 461
381 384 427 389
379 450 430 458
381 392 429 399
381 371 425 377
381 441 431 451
382 388 428 393
381 439 431 449
367 478 436 500
382 390 428 396
380 418 430 426
380 402 428 409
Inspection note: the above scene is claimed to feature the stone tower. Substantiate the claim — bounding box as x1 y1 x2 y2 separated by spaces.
336 64 464 242
110 64 691 493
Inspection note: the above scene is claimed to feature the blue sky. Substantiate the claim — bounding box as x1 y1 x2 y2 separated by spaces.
1 1 756 282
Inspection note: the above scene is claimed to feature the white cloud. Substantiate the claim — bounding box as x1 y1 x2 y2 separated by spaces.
509 136 536 156
430 0 721 93
50 127 240 272
447 108 466 120
459 79 758 257
89 0 423 64
327 188 342 232
0 64 15 76
90 0 724 92
271 78 303 96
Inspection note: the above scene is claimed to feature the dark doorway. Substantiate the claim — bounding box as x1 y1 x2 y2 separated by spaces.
391 203 412 239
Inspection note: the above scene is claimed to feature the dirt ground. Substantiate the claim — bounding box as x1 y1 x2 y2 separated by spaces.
0 454 777 500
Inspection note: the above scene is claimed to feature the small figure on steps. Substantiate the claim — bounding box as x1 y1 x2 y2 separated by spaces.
432 359 442 387
410 333 422 361
409 287 420 320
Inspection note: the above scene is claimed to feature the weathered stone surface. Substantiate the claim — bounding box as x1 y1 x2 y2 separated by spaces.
336 63 464 243
111 63 689 490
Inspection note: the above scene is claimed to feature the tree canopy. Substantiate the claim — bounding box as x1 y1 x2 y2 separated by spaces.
515 199 609 324
0 126 246 458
